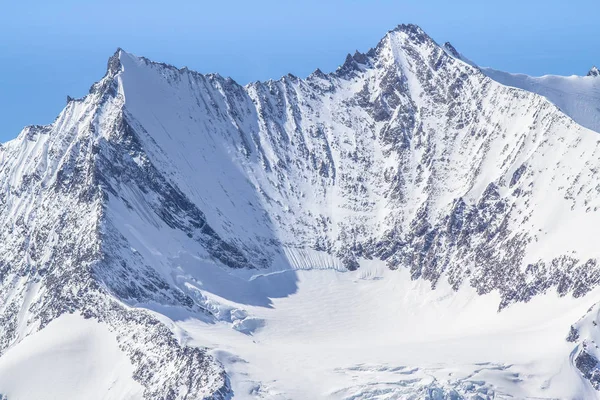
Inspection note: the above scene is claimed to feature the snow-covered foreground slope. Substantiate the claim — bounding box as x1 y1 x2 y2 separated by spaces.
0 313 143 400
3 24 600 399
3 263 600 399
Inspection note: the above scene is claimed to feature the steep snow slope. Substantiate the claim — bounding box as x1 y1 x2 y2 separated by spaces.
3 24 600 399
443 42 600 134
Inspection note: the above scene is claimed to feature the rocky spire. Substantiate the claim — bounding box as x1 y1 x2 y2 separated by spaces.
443 42 461 58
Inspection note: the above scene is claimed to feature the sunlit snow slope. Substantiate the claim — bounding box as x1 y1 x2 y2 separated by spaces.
3 24 600 399
483 68 600 133
444 41 600 134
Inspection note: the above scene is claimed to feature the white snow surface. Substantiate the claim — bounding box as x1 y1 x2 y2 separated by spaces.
158 260 600 399
0 313 144 400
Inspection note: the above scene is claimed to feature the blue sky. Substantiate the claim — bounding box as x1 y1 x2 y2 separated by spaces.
1 0 598 141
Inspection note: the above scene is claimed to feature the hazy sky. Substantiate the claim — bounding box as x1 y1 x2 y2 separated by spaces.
1 0 598 141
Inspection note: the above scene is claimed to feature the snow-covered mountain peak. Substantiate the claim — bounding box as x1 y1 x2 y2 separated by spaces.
588 65 600 77
377 23 440 59
390 23 430 40
82 27 600 305
106 24 449 94
5 23 600 399
328 23 456 81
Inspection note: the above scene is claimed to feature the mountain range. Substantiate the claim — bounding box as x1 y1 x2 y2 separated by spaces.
1 24 600 399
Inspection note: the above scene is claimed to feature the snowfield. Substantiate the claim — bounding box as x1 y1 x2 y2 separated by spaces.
2 24 600 399
172 260 600 399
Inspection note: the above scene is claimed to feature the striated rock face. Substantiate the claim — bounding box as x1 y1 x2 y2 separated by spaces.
3 23 600 397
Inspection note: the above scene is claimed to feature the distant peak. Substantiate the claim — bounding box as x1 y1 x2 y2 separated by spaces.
87 48 126 96
588 66 600 77
336 50 372 77
392 23 425 35
309 68 327 79
336 54 360 77
107 48 124 76
353 50 368 65
442 41 478 68
388 23 433 45
107 48 142 72
443 42 461 58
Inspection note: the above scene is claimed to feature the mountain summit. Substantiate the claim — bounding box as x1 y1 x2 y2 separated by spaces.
2 24 600 399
